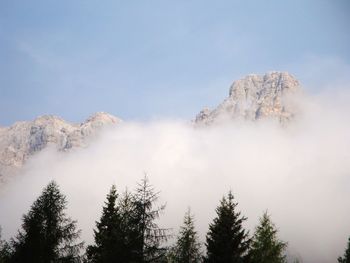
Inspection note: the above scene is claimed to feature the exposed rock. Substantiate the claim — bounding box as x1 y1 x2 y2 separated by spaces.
0 72 302 181
0 112 121 179
195 72 301 125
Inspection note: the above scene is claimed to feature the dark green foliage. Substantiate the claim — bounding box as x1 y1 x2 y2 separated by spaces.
338 237 350 263
86 177 169 263
132 176 169 262
249 211 287 263
204 191 250 263
9 181 83 263
86 185 127 262
0 228 11 263
168 209 202 263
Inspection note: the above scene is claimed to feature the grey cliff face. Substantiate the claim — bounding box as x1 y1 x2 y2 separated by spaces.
195 72 301 125
0 112 121 179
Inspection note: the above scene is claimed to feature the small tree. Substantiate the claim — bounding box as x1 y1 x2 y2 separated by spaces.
204 191 250 263
132 176 169 262
168 208 202 263
0 227 11 263
10 181 83 263
338 237 350 263
249 211 287 263
118 189 145 262
86 177 169 263
86 185 127 262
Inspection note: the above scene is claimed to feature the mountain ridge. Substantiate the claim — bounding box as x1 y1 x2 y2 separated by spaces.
0 112 121 180
195 71 301 125
0 71 302 181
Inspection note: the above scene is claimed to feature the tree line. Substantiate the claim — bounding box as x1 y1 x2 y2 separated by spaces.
0 177 349 263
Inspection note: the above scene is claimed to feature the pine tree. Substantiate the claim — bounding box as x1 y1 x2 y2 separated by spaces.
0 227 10 263
9 181 83 263
86 185 127 263
204 191 250 263
249 211 287 263
86 177 169 263
132 176 169 262
117 189 141 262
168 209 202 263
338 237 350 263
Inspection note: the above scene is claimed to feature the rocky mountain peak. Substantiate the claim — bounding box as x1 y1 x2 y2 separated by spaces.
80 112 122 137
229 72 299 97
0 112 122 179
84 112 120 123
33 114 66 123
195 72 301 125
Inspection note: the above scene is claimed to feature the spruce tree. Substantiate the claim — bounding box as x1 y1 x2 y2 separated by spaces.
204 191 250 263
86 177 169 263
86 185 127 263
249 211 287 263
338 237 350 263
168 209 202 263
10 181 83 263
0 227 10 263
132 176 169 262
117 189 142 262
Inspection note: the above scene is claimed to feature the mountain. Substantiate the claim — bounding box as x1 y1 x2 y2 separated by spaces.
195 72 301 125
0 71 302 181
0 112 121 180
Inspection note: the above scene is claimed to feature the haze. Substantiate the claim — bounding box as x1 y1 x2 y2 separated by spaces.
1 90 350 263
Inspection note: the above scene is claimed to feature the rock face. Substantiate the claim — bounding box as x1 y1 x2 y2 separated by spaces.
0 72 302 180
195 72 301 125
0 112 121 179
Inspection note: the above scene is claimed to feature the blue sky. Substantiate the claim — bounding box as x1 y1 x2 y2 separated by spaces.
0 0 349 125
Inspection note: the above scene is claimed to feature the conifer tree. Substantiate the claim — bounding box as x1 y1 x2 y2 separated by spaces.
168 209 202 263
0 228 10 263
204 191 250 263
117 189 142 262
249 211 287 263
9 181 83 263
132 176 169 262
86 177 169 263
86 185 127 263
338 237 350 263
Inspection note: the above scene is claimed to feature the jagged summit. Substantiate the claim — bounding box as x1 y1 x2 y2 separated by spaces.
83 112 121 124
0 112 122 179
80 112 121 136
0 72 302 181
195 72 301 125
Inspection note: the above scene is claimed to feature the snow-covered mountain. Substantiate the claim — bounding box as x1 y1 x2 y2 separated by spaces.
195 72 301 125
0 112 121 180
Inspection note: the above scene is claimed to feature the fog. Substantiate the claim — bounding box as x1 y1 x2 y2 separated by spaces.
1 90 350 262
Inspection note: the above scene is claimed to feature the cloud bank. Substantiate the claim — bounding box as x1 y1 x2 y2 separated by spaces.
1 90 350 263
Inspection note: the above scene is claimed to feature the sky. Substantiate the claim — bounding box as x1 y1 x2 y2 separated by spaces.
0 0 350 125
1 2 350 261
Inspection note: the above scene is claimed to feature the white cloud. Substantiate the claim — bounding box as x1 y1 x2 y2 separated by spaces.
1 89 350 263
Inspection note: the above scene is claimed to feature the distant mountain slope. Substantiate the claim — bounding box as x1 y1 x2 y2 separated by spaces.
0 112 121 179
195 72 301 125
0 71 302 181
